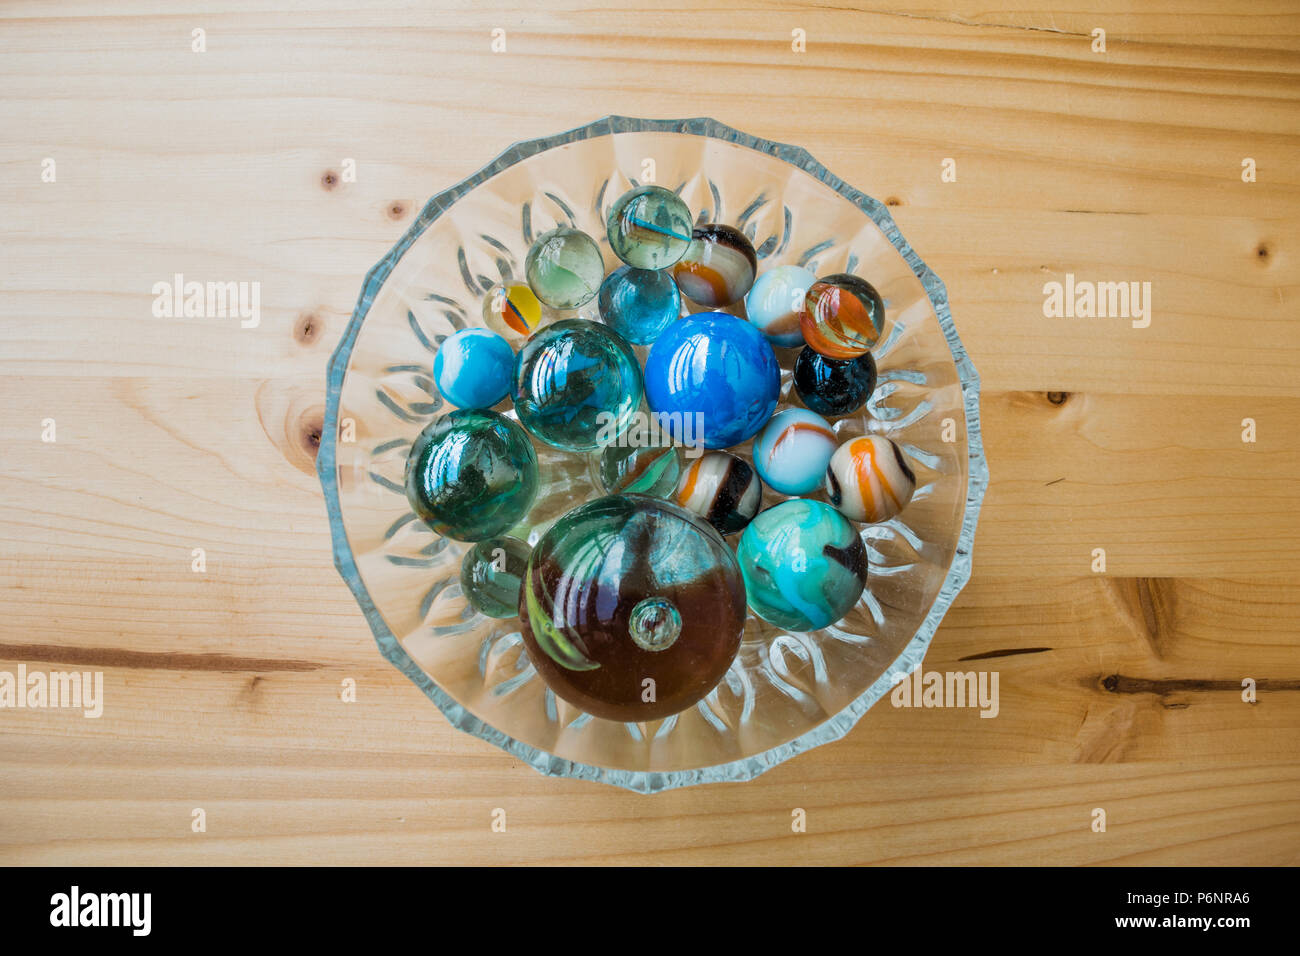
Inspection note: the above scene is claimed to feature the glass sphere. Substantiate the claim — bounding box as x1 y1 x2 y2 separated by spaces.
597 265 681 345
792 347 877 417
737 498 868 631
512 319 643 452
525 226 605 309
481 282 545 338
606 185 694 270
671 224 757 307
594 439 683 496
643 312 781 450
460 536 531 619
519 495 746 722
404 409 538 542
801 273 886 359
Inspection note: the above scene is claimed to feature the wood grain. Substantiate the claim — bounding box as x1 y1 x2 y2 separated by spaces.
1 1 1297 865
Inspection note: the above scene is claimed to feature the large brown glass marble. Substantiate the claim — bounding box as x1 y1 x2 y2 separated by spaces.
519 495 746 722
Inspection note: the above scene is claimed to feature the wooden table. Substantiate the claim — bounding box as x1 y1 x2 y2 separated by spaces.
2 1 1297 865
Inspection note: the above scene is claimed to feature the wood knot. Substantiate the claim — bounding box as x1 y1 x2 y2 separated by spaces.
321 170 339 190
387 201 409 221
299 409 324 458
1256 243 1270 262
1046 391 1070 406
295 310 322 345
884 196 903 207
1101 674 1120 692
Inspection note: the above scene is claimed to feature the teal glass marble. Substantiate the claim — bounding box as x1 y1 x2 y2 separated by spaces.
606 185 694 270
511 318 643 452
518 495 747 722
737 498 869 631
460 536 531 619
595 439 683 496
432 327 514 409
597 265 681 345
404 409 538 543
525 226 605 309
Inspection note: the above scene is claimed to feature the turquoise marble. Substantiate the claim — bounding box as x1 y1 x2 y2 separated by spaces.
460 535 531 618
736 498 868 631
598 265 681 345
606 185 694 270
512 318 643 452
404 409 538 542
525 226 605 309
432 327 514 409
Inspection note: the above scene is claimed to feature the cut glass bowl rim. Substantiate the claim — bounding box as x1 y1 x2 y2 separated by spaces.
317 115 990 793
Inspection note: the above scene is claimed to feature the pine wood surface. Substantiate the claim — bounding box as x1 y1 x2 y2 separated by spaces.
1 0 1297 865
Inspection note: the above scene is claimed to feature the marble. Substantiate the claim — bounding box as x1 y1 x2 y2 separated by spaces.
525 226 605 309
595 439 683 497
752 408 838 496
673 451 762 535
404 409 538 543
432 327 514 409
792 347 877 417
519 495 746 721
643 311 781 450
482 282 544 338
744 264 816 348
512 319 643 453
606 185 694 270
597 265 681 345
736 498 869 631
671 224 758 307
801 273 886 359
460 536 531 619
825 435 917 523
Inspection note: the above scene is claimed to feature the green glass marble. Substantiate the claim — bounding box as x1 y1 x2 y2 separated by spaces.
404 409 538 543
736 498 869 631
595 439 683 496
518 495 746 722
460 536 531 619
512 319 643 453
606 185 694 270
524 226 605 309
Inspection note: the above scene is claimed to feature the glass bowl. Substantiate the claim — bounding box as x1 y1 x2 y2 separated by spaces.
318 116 988 793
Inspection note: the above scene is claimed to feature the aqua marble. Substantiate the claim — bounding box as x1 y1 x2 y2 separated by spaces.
752 408 838 496
525 226 605 309
404 409 538 543
595 439 683 496
643 312 781 450
793 347 877 417
597 265 681 345
512 318 643 452
606 185 694 270
736 498 869 631
518 495 746 721
460 535 531 619
745 264 816 348
432 327 514 409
